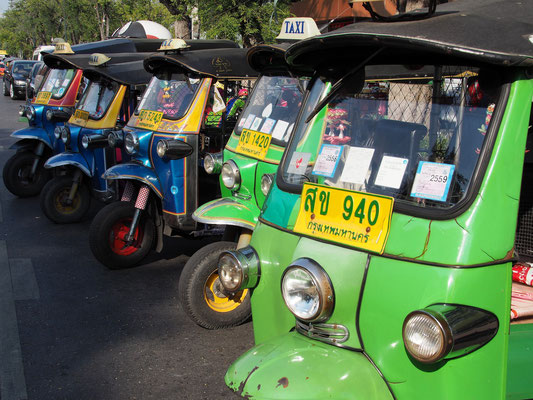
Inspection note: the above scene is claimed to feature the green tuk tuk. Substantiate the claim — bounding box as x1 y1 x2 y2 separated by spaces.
179 18 322 329
217 1 533 398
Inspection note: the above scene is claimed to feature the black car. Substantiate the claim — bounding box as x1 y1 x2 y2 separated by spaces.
3 59 39 100
25 61 44 100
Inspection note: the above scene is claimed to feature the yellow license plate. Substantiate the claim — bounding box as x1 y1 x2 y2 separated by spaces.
135 110 164 130
34 91 52 105
294 183 394 254
235 129 272 160
73 109 89 121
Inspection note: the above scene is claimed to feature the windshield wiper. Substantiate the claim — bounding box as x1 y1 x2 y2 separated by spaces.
305 47 385 123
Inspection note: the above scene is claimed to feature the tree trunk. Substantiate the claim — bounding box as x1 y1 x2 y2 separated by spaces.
174 19 190 39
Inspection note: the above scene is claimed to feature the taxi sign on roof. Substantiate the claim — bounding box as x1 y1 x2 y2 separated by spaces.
276 17 321 41
53 42 74 55
158 38 190 51
88 53 111 66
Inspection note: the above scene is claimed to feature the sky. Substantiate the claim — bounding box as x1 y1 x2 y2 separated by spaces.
0 0 8 16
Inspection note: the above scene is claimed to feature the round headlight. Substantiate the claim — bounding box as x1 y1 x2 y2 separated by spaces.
218 253 243 292
25 106 36 121
46 109 54 121
124 132 138 154
108 132 117 147
81 135 90 149
18 106 25 116
403 310 451 364
221 160 241 190
156 140 168 158
260 173 274 196
218 246 260 292
281 258 334 322
61 126 70 144
204 152 222 174
54 126 62 139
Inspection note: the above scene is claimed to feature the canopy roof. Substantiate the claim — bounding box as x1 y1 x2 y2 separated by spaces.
144 47 258 79
246 43 291 74
43 52 151 70
286 0 533 74
83 60 152 86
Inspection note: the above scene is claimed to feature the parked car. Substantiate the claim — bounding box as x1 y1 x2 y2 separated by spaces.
25 61 44 100
3 59 39 100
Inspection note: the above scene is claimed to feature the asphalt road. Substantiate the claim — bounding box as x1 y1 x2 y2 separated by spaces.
0 91 253 400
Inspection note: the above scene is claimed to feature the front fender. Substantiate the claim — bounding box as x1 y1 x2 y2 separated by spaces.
10 127 53 149
104 163 163 199
226 332 394 400
193 197 258 230
44 152 91 176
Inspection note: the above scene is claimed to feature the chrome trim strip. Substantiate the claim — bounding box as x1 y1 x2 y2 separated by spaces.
295 320 349 345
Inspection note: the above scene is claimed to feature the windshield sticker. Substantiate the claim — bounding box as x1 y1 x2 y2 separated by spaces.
339 147 375 185
272 119 289 141
243 114 255 129
238 117 246 128
262 103 273 118
287 152 311 175
260 118 275 134
374 156 409 189
312 144 343 178
294 183 394 254
251 117 262 131
410 161 455 202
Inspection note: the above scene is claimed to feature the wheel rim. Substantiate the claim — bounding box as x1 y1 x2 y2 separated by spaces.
204 272 248 313
109 217 143 256
10 84 13 97
16 162 36 185
53 187 81 215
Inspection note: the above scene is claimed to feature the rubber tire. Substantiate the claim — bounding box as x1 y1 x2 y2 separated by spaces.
179 241 251 329
9 83 16 99
89 201 155 269
2 151 50 197
40 175 91 224
3 80 8 96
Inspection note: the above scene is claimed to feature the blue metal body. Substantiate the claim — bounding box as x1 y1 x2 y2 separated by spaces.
10 104 67 153
104 126 198 231
44 124 125 193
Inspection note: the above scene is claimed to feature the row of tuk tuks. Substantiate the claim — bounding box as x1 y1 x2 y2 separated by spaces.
3 0 533 398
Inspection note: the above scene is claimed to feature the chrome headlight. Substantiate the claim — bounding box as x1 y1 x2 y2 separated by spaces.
18 105 26 116
218 246 260 292
204 152 223 174
156 140 167 158
108 130 123 148
402 305 498 364
54 126 62 139
81 134 89 149
281 258 334 322
260 173 274 196
46 109 54 121
124 132 139 154
221 160 241 190
25 106 36 121
61 126 71 145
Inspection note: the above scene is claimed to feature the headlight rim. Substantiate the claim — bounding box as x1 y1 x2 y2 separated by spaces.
61 126 71 145
124 132 139 155
402 309 453 364
218 246 260 292
204 152 223 175
25 106 36 121
281 258 335 323
260 173 274 196
221 159 241 191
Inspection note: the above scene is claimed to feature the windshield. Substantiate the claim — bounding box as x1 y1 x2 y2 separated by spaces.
281 65 502 211
235 75 307 144
135 74 199 120
76 79 119 120
12 61 35 76
40 68 76 99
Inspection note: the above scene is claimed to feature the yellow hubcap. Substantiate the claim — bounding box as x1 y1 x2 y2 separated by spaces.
204 272 248 313
54 189 80 215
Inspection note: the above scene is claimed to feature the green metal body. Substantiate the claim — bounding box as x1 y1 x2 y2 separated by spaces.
194 129 286 230
225 75 533 398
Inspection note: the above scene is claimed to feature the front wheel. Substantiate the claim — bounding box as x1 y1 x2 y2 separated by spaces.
89 201 155 269
3 80 8 96
9 83 16 99
179 241 251 329
2 151 50 197
40 175 91 224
